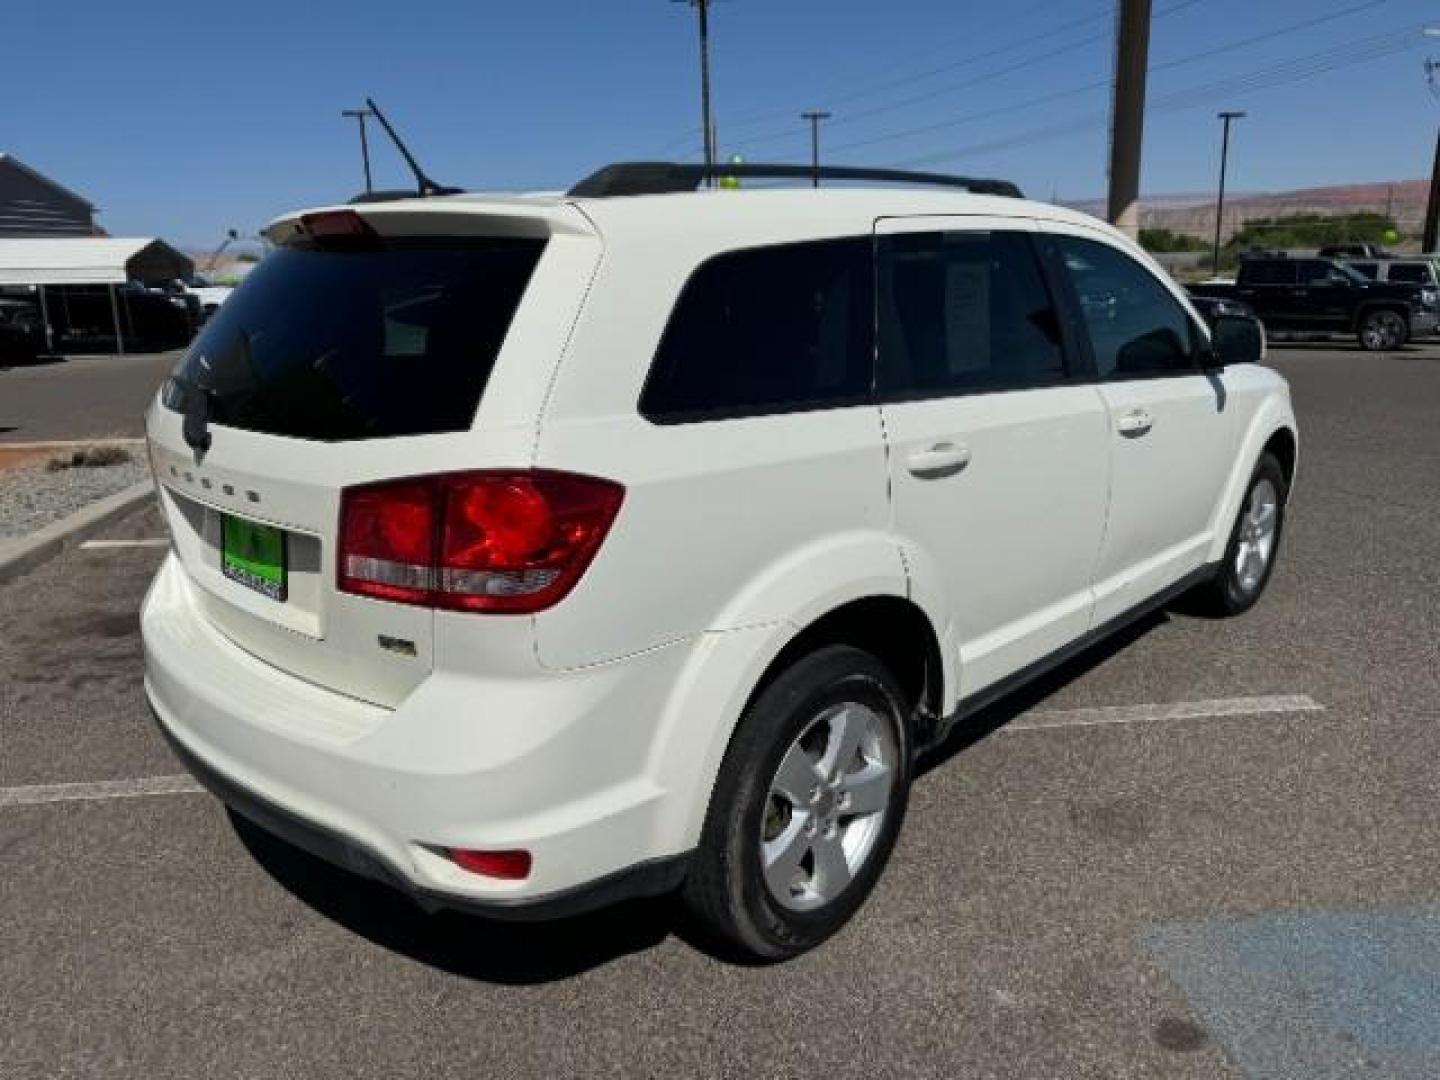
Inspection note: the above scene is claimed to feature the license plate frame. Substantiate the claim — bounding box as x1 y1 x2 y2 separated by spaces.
220 514 288 602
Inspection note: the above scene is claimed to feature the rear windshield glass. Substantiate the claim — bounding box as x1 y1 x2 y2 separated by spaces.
163 237 545 441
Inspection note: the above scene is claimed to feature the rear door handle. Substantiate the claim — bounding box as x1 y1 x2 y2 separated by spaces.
906 441 971 479
1116 409 1154 437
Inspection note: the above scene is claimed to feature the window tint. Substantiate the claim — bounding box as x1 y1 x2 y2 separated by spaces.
640 238 873 422
1389 263 1429 284
1243 261 1297 286
1350 262 1379 280
164 238 545 441
1056 236 1198 379
877 230 1067 396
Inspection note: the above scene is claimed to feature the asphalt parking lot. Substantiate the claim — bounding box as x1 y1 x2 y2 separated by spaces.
0 351 179 444
3 343 1439 1079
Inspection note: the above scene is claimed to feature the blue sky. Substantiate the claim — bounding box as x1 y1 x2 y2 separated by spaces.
4 0 1436 246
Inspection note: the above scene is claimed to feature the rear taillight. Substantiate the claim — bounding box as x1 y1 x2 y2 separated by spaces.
337 471 624 614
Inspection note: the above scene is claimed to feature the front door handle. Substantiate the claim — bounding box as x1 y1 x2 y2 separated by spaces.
906 441 971 479
1116 409 1154 438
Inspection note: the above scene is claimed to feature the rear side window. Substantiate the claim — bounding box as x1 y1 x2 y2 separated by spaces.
1242 261 1297 286
1055 236 1199 379
640 238 873 422
1350 262 1379 280
878 230 1067 396
163 238 545 441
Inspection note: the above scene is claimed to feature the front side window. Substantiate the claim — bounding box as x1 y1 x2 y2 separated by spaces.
1298 260 1355 286
1056 236 1199 379
1389 263 1429 285
877 230 1067 396
640 238 873 422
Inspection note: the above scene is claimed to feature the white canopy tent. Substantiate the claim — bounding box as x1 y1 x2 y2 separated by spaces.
0 238 194 354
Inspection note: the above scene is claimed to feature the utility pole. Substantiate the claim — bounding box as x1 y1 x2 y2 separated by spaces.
1423 28 1439 251
1213 111 1245 276
801 111 831 187
1106 0 1152 238
1424 130 1440 252
673 0 718 184
341 107 374 194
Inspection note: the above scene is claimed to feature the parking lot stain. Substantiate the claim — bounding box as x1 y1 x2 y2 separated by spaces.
1143 905 1440 1079
1067 798 1152 844
1154 1016 1209 1053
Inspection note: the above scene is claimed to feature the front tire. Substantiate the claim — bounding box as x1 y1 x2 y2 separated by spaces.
1191 451 1287 616
1358 309 1407 351
682 645 913 961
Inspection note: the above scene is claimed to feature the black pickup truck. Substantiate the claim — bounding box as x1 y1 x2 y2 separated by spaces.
1189 254 1438 351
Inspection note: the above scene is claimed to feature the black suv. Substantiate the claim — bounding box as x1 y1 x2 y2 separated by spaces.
0 296 44 363
1190 255 1438 351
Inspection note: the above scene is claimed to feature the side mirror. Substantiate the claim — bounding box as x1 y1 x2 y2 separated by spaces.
1210 312 1265 366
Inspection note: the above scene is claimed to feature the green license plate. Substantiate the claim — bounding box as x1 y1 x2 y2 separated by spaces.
221 515 288 602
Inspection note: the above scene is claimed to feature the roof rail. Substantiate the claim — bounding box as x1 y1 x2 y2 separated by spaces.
567 162 1023 199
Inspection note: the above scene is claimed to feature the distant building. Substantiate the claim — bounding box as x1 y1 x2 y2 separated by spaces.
0 153 99 238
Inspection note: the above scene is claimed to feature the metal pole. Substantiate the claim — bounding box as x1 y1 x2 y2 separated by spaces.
697 0 715 184
1213 112 1245 275
1106 0 1152 238
1424 126 1440 252
108 284 125 356
802 111 831 187
37 285 53 355
342 108 374 194
358 113 372 194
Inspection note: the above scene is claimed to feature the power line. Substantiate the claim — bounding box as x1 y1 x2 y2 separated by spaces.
720 0 1207 155
680 0 1110 142
826 0 1387 157
889 22 1424 169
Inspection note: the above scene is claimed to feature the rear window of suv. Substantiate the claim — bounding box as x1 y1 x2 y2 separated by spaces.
163 237 545 441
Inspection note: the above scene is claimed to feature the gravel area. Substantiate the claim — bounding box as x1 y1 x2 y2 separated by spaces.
0 456 150 539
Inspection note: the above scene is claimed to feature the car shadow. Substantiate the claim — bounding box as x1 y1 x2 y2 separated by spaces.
230 808 685 984
231 606 1176 980
918 608 1168 777
0 353 67 370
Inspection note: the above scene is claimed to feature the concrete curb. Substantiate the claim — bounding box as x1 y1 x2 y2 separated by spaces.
0 482 156 586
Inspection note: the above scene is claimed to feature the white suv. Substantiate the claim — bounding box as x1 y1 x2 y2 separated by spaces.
143 163 1297 960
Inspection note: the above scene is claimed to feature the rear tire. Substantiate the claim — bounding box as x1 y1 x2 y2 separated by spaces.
1189 451 1287 617
682 645 913 961
1358 309 1407 351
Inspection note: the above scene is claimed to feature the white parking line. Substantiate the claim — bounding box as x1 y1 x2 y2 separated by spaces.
79 539 170 550
0 775 202 808
1004 694 1324 732
0 696 1324 810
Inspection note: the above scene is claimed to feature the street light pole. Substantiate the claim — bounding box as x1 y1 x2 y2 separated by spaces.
801 111 831 187
1213 111 1245 275
341 107 374 195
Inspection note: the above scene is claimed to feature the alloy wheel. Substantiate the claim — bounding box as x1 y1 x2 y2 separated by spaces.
1234 477 1279 594
760 702 897 912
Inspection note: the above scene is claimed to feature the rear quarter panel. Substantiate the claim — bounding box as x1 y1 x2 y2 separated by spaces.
529 216 903 671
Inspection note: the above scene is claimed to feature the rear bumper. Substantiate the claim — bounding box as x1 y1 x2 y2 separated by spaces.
153 711 688 920
142 554 695 915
